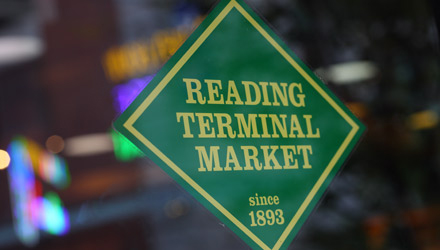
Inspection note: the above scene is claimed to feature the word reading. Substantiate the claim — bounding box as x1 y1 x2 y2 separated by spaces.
183 78 306 107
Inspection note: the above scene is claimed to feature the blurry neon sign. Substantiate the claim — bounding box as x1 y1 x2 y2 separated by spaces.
102 16 203 84
112 75 153 114
111 129 144 162
110 75 152 162
7 137 70 246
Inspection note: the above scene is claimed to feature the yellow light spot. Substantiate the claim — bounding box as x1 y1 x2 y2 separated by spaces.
346 102 368 119
0 150 11 170
408 110 439 130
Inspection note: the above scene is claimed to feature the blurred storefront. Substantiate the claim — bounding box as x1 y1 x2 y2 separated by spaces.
0 0 439 249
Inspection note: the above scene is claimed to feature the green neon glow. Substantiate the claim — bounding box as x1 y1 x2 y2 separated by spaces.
111 129 144 162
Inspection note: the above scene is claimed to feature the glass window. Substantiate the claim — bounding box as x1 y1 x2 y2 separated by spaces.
0 0 439 249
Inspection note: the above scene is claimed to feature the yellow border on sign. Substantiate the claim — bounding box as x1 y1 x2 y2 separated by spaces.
123 1 360 250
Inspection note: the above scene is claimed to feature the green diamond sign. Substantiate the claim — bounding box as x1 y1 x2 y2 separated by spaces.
114 0 365 249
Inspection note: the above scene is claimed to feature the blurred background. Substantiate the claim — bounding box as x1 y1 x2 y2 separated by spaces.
0 0 439 249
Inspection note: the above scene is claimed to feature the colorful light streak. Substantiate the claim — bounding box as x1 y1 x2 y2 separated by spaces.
111 129 144 162
7 136 71 246
110 75 153 162
39 152 70 189
34 192 70 236
112 75 153 113
7 137 38 247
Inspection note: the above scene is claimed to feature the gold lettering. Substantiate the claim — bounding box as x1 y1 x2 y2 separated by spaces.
205 79 225 104
195 146 222 172
225 80 243 105
214 113 236 138
258 114 271 138
235 113 260 138
288 83 306 107
241 146 262 170
289 114 306 138
271 82 289 106
195 113 215 138
243 81 261 105
183 78 206 104
280 145 298 169
176 112 195 138
304 115 320 138
259 82 271 106
225 146 242 171
269 114 288 138
297 145 312 169
261 145 282 170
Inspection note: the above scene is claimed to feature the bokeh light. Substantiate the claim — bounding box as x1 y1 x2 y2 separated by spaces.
6 136 71 246
45 135 65 154
0 149 11 170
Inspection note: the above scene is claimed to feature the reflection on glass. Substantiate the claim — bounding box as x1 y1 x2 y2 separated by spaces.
6 137 70 246
0 149 10 170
